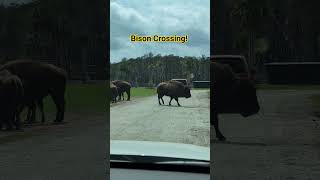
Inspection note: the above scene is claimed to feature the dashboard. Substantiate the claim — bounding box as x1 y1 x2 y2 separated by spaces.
110 168 209 180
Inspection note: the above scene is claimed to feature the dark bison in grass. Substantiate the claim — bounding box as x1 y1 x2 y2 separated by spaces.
0 60 67 123
112 80 131 101
0 70 24 130
110 82 118 103
212 62 260 141
157 80 191 106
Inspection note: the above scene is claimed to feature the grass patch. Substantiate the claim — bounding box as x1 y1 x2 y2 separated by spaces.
131 87 157 97
43 83 107 114
257 84 320 90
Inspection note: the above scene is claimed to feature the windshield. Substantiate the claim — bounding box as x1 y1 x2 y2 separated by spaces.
110 0 210 164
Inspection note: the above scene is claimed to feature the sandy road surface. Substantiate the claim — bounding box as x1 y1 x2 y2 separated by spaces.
111 90 210 147
212 90 320 180
0 112 108 180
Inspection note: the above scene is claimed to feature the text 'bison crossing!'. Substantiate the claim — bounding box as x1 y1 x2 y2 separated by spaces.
130 34 188 43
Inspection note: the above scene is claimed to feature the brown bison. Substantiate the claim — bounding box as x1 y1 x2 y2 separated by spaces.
0 60 67 123
212 62 260 141
112 80 131 101
157 80 191 106
110 82 118 103
0 70 24 130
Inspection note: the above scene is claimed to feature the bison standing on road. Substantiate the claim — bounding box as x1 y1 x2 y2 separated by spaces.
212 62 260 141
0 70 24 130
112 80 131 101
0 60 67 123
157 80 191 106
110 82 118 103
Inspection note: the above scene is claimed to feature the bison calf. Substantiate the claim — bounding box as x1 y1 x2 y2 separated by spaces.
157 80 191 106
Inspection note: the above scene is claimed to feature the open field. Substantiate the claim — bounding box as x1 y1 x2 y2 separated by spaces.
43 83 107 113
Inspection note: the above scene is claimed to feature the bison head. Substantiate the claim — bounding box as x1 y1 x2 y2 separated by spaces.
236 79 260 117
184 86 191 98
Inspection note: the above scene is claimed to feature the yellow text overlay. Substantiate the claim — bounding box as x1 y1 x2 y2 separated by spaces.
130 34 188 43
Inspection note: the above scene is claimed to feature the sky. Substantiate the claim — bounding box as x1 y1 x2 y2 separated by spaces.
110 0 210 63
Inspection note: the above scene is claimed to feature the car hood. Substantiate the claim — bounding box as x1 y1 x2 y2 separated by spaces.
110 140 209 162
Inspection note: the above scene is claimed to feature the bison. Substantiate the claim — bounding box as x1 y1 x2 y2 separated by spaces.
212 62 260 141
0 60 67 123
0 70 24 130
157 80 191 106
25 99 45 124
110 82 118 103
112 80 131 101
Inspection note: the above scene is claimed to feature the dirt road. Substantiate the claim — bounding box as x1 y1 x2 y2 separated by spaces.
0 112 108 180
212 90 320 180
111 90 210 147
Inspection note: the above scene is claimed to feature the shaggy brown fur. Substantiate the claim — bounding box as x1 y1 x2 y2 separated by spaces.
157 80 191 106
212 62 260 141
112 80 131 101
0 70 24 130
0 60 67 123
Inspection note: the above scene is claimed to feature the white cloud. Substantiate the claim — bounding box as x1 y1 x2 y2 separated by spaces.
110 0 210 63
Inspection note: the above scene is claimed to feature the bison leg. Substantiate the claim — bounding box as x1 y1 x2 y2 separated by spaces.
213 112 226 141
26 103 36 123
51 93 65 123
126 89 131 101
174 98 181 106
158 94 162 105
169 97 173 106
38 99 45 123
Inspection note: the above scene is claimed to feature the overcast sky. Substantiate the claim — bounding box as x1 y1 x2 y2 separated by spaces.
110 0 210 63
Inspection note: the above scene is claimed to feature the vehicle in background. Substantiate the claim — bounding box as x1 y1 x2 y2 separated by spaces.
211 55 255 82
171 79 188 86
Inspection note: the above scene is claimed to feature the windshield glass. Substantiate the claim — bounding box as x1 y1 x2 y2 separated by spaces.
110 0 210 163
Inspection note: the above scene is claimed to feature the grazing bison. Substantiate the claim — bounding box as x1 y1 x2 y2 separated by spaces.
212 62 260 141
157 80 191 106
0 70 24 130
0 60 67 123
112 80 131 101
110 82 118 103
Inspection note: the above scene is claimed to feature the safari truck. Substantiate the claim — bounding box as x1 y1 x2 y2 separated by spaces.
211 55 255 82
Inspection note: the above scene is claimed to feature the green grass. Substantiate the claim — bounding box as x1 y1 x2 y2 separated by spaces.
257 84 320 90
131 87 157 97
43 83 107 114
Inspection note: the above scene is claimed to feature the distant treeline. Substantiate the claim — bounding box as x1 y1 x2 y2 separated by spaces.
0 0 108 80
214 0 320 70
110 53 210 87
